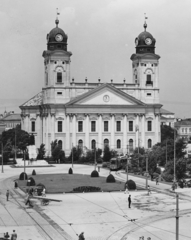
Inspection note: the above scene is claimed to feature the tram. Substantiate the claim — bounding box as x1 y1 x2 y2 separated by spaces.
110 156 127 171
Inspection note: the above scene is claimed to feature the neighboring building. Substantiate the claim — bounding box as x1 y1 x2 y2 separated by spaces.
160 108 175 128
20 18 173 156
175 119 191 142
0 111 21 133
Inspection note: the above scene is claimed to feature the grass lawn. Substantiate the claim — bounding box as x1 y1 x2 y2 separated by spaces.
17 173 141 193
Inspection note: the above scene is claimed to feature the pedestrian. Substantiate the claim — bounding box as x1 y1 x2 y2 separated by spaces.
78 232 85 240
148 185 151 195
124 183 129 194
14 181 18 189
6 190 9 201
4 232 10 239
25 193 33 207
156 177 159 185
11 230 17 240
128 195 131 208
42 187 46 197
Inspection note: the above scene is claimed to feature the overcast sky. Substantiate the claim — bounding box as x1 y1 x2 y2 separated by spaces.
0 0 191 118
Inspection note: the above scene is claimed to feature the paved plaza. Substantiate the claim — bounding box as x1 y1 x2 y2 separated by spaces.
0 164 191 240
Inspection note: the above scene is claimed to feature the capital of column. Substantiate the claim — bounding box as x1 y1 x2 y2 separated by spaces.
84 113 89 117
50 113 55 117
134 113 140 117
110 114 115 117
97 113 102 117
155 113 159 117
122 113 127 117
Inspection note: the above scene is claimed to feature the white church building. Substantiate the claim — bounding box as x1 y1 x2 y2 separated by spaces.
20 18 172 156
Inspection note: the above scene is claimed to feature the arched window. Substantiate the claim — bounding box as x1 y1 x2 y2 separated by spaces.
148 139 152 148
58 140 62 149
78 139 83 148
129 139 133 153
91 140 96 149
117 139 121 149
104 139 109 147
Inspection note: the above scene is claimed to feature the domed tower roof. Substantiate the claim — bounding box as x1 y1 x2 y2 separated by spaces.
46 18 68 51
134 21 156 54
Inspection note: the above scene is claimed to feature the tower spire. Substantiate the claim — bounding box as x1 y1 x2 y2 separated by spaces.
144 13 148 31
55 8 60 27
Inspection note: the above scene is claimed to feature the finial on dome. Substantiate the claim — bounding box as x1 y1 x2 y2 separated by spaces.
144 13 148 31
55 8 60 27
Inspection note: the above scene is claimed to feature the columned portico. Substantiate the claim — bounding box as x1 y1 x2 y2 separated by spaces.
111 114 115 149
65 114 70 154
72 114 77 146
141 114 145 147
123 114 127 155
135 114 139 148
85 114 89 148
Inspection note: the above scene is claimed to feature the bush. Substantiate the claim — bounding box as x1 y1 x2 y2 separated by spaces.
32 169 36 175
73 186 101 192
36 183 46 195
126 179 136 190
19 172 28 180
91 170 99 178
162 173 173 182
68 168 73 174
106 174 116 183
27 177 36 186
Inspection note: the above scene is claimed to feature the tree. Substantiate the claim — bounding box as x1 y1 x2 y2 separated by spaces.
37 144 46 160
161 125 174 143
68 146 83 162
103 145 111 162
51 140 65 162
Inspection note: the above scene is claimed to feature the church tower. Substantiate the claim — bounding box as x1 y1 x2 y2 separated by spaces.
130 20 160 104
42 17 72 104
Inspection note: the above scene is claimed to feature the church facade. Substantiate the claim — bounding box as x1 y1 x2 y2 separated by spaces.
20 18 165 156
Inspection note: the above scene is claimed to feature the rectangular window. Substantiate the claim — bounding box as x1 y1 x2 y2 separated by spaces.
104 121 108 132
147 93 151 96
57 72 62 83
116 121 121 132
185 128 187 133
91 121 96 132
78 121 83 132
31 121 35 132
129 121 133 131
146 74 152 85
58 121 62 132
148 121 152 131
182 128 184 133
57 92 62 95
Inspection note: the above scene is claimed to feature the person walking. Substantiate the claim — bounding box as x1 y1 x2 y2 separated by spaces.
6 190 9 201
78 232 85 240
156 177 159 185
14 181 18 189
4 232 10 239
124 183 129 194
128 195 131 208
11 230 17 240
25 193 33 207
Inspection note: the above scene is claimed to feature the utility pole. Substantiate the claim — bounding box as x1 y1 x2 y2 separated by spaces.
126 145 129 182
24 151 26 180
176 193 179 240
94 147 96 170
72 143 73 168
146 154 148 189
174 128 176 183
1 142 4 173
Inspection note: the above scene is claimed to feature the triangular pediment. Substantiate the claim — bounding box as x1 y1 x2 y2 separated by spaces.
66 83 145 106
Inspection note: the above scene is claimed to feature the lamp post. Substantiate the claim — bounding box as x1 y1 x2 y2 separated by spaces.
72 143 73 168
24 151 26 180
1 142 4 173
174 128 177 183
135 125 139 168
15 127 17 162
166 139 168 165
126 145 129 182
94 147 96 170
145 152 148 189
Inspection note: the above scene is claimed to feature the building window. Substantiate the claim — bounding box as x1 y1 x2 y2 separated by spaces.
58 140 62 149
57 72 62 83
147 121 152 131
58 121 62 132
129 139 133 153
78 121 83 132
182 128 184 133
148 139 152 148
78 139 83 148
117 139 121 149
46 72 48 85
116 121 121 132
57 92 62 95
189 128 191 132
104 139 109 147
91 121 96 132
129 121 133 131
31 121 35 132
147 93 151 96
185 128 187 133
91 140 96 149
104 121 108 132
146 74 152 85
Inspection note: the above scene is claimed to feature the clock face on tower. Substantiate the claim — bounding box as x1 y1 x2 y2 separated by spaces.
135 38 139 46
55 34 63 42
145 38 152 45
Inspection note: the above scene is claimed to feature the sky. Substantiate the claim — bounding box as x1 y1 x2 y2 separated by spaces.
0 0 191 118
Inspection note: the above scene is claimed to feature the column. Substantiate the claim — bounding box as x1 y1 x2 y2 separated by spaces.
51 113 55 144
65 114 70 152
123 114 127 155
42 114 46 145
46 114 49 155
155 114 159 144
36 114 41 147
135 114 139 148
26 114 30 133
141 114 145 148
72 114 76 146
85 114 89 148
111 114 115 149
98 114 102 149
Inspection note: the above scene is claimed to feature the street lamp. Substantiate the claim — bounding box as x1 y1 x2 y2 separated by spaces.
174 127 177 183
126 145 129 182
135 125 140 168
1 142 4 173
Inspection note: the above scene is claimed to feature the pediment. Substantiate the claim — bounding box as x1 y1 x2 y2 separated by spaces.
66 83 145 107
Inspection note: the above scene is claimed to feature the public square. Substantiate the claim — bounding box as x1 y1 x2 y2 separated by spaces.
0 164 191 240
